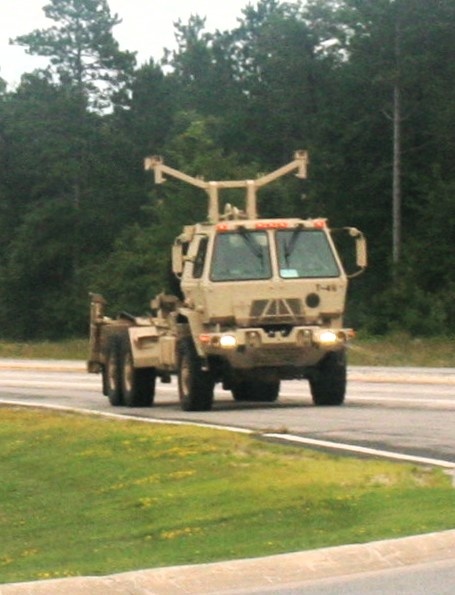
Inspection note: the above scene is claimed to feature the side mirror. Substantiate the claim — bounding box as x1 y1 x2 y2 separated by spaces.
347 227 367 278
331 227 367 279
172 243 184 275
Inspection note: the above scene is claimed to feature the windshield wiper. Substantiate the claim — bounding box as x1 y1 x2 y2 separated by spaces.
238 227 264 260
283 225 303 265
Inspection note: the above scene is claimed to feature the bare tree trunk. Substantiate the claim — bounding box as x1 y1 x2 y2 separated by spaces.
392 79 401 265
391 8 403 267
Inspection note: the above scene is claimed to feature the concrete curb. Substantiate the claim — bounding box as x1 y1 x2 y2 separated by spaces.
0 359 85 373
349 365 455 385
2 530 454 594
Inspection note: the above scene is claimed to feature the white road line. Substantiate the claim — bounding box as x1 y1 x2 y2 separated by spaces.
348 374 455 385
0 380 99 388
347 396 455 407
263 433 455 469
3 382 453 407
1 399 454 472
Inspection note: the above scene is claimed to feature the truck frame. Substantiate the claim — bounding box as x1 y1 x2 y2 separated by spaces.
88 151 367 410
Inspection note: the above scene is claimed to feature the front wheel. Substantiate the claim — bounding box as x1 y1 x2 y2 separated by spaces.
120 336 156 407
309 350 346 406
105 335 123 406
178 338 214 411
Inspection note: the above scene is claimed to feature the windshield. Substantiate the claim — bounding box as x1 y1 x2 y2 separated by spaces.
210 231 272 281
276 229 340 278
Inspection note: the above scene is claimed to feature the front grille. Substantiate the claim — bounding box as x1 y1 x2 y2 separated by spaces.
249 298 304 325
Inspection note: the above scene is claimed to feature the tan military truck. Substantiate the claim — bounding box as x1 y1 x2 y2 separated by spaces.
88 151 367 411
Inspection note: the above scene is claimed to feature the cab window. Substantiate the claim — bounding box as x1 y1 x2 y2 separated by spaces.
210 231 271 281
276 229 340 278
193 236 208 278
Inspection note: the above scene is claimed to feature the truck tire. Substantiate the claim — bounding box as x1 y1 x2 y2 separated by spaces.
101 365 109 396
178 337 214 411
232 380 280 402
309 350 346 406
120 335 156 407
106 335 123 406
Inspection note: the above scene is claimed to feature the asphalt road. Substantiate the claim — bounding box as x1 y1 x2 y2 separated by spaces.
1 361 454 465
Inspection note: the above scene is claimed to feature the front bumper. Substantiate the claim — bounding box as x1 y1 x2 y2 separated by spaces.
198 326 352 368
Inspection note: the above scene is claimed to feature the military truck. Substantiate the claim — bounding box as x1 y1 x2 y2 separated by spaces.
88 151 367 411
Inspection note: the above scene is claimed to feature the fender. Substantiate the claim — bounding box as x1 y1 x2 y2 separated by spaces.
178 307 206 358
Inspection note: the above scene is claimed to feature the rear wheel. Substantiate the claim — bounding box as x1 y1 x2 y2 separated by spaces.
105 335 123 406
120 336 156 407
231 381 249 402
178 337 214 411
232 379 280 402
309 350 346 406
101 365 109 396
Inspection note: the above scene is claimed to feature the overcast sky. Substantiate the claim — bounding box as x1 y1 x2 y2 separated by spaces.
0 0 258 87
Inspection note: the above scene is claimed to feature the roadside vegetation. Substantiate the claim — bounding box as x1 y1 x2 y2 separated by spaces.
348 334 455 368
0 334 454 367
0 339 87 362
0 1 453 342
1 407 454 585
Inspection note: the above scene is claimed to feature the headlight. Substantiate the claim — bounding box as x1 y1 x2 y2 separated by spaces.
219 334 237 348
317 330 338 345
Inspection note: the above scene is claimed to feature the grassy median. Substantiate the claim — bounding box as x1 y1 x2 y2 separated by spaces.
1 407 454 585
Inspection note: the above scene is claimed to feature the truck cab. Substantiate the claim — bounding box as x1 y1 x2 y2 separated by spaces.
89 151 366 412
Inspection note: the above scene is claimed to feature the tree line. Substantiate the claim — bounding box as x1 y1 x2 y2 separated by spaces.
0 0 453 340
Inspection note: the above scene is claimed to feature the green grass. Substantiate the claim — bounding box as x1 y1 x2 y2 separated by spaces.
1 407 454 585
1 334 454 366
348 333 455 367
0 339 87 361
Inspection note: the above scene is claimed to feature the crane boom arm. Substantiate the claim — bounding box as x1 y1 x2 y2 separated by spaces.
144 151 309 222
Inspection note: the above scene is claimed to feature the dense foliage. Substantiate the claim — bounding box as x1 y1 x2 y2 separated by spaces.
0 0 453 339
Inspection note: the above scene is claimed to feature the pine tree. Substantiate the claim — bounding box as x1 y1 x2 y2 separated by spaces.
12 0 136 110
